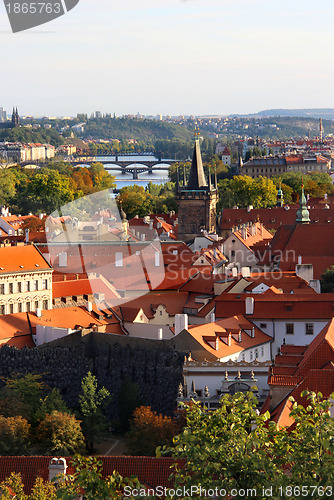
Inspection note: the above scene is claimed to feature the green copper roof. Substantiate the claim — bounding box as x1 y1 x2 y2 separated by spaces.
296 185 310 224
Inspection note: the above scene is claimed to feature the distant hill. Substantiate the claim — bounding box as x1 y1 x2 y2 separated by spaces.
252 109 334 120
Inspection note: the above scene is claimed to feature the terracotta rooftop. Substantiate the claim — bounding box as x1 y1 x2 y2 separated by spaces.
0 245 51 274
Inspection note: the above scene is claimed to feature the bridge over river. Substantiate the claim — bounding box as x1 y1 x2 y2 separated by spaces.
70 154 177 179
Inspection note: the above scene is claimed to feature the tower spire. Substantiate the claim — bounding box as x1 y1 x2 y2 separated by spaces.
187 133 207 190
296 180 310 224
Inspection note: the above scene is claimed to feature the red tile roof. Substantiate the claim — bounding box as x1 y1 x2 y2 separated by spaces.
0 456 182 494
0 245 51 274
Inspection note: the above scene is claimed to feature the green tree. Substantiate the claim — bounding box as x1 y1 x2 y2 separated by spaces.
0 415 30 456
118 378 142 432
320 266 334 293
29 477 57 500
165 392 282 498
37 411 85 456
89 162 116 191
281 391 334 487
0 473 28 499
35 388 71 423
78 372 110 452
0 373 44 422
117 185 152 219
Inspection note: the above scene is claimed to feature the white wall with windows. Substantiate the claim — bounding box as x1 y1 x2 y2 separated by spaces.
252 319 329 353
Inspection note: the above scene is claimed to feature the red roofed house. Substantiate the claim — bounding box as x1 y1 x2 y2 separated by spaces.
266 318 334 428
0 244 53 316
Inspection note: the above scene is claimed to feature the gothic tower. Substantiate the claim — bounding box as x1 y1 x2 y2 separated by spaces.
176 138 218 241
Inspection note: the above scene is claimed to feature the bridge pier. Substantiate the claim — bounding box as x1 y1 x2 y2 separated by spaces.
148 167 153 175
132 169 139 180
121 167 126 175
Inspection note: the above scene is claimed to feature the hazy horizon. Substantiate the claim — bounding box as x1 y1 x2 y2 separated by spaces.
1 0 333 117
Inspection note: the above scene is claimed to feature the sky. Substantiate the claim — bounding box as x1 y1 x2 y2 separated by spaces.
0 0 334 117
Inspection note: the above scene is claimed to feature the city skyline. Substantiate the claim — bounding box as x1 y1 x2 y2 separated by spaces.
0 0 333 117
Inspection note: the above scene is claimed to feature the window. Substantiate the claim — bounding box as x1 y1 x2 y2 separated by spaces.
250 350 253 361
231 250 235 257
17 282 22 293
306 323 314 335
254 348 259 359
26 281 30 292
261 346 264 357
9 283 13 294
42 279 48 290
35 301 39 310
286 323 294 335
18 303 22 313
43 300 48 310
260 323 267 329
0 284 4 295
0 305 5 315
34 280 38 291
26 302 31 312
242 352 245 361
9 304 14 314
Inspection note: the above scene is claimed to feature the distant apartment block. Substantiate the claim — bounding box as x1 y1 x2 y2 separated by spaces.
241 154 330 178
0 142 55 162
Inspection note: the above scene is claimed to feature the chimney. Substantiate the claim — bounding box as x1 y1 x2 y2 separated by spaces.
210 312 215 323
175 314 188 335
241 267 250 278
238 331 242 342
141 234 146 242
149 220 153 230
86 302 93 312
251 326 255 338
36 308 42 318
298 255 302 265
158 328 163 340
115 252 123 267
25 229 29 243
59 252 68 268
49 458 67 483
232 267 238 278
155 251 160 267
245 297 255 315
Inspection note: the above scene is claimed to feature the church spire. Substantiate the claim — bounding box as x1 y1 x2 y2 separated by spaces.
277 181 284 207
187 135 207 190
296 181 310 224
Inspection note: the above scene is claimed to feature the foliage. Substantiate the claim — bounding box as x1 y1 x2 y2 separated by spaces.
162 391 334 499
0 373 44 422
283 391 334 487
164 392 282 498
54 456 143 500
29 477 57 500
36 411 85 456
0 472 28 499
117 378 142 432
218 175 277 210
0 473 56 499
78 372 110 452
272 172 334 200
117 185 153 219
0 126 64 147
34 388 71 423
320 266 334 293
126 406 178 456
0 415 30 456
